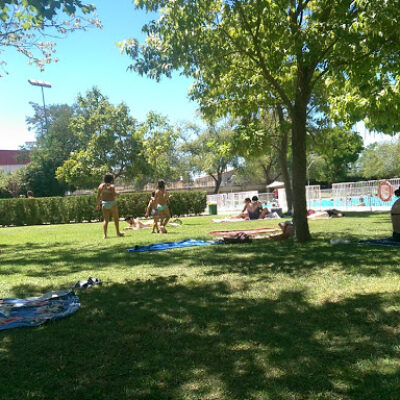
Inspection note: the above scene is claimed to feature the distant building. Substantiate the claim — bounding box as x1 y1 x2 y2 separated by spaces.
193 169 236 188
0 150 30 173
143 169 236 192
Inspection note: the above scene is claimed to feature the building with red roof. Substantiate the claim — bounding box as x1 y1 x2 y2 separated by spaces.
0 150 30 173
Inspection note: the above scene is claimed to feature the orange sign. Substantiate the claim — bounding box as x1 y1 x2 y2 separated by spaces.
378 181 394 202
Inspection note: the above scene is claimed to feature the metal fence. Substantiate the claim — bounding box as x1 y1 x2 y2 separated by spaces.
257 192 276 205
207 191 259 214
73 177 400 214
206 191 283 215
306 178 400 211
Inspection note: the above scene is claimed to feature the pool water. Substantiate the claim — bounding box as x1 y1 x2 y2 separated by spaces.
308 196 399 208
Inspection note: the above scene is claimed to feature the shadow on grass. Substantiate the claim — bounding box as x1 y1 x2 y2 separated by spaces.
1 278 399 400
2 233 400 281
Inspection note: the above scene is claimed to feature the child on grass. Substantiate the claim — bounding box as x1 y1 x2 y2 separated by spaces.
145 192 160 233
96 173 124 239
154 180 170 233
124 216 152 230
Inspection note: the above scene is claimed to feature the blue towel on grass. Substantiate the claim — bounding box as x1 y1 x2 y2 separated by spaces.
128 239 221 252
359 238 400 247
0 290 80 331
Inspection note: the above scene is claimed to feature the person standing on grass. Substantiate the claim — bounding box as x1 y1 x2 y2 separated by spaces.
391 187 400 241
145 191 160 233
154 180 170 233
96 173 124 239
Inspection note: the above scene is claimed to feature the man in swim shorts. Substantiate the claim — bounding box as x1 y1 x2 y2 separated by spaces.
248 196 269 220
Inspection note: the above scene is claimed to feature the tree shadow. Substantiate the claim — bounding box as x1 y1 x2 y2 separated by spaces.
1 279 399 399
2 231 400 283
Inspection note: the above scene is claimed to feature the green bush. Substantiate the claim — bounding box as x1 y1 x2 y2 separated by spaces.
169 191 207 216
0 191 206 226
0 188 12 199
118 192 150 218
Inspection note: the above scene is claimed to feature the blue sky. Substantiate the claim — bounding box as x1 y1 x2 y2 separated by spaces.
0 0 199 149
0 0 393 150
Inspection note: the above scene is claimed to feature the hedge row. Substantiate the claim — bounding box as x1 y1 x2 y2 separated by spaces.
0 191 207 226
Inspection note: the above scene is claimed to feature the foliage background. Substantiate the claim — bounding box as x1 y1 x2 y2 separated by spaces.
0 191 206 226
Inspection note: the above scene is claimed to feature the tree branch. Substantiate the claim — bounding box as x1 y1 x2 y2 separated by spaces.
233 2 294 113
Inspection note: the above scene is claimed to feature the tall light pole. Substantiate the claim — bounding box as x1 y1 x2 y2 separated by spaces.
28 79 51 133
307 159 316 187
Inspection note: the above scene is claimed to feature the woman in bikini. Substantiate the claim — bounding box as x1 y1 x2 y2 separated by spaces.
234 198 251 219
96 173 124 239
154 180 170 233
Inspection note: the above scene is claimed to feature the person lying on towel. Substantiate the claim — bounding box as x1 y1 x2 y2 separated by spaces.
124 216 152 230
307 209 343 219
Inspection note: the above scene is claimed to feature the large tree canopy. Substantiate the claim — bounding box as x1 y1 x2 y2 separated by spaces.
356 141 400 180
0 0 101 75
308 124 363 184
122 0 400 241
22 102 78 196
26 102 79 160
56 88 148 188
181 122 239 194
139 111 185 184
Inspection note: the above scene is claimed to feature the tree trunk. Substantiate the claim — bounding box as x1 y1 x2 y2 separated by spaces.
291 96 311 242
276 105 293 213
214 173 222 194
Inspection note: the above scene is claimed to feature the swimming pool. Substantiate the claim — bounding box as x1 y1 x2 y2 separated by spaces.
308 195 399 209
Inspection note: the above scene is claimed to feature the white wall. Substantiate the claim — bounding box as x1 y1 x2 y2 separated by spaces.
0 164 26 173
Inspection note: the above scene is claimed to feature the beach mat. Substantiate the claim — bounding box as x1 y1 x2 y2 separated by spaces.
0 290 80 331
209 227 280 236
359 238 400 247
128 239 221 253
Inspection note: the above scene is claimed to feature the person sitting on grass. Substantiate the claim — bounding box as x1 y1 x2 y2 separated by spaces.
234 198 252 219
232 197 268 220
268 221 295 241
96 173 124 239
155 180 171 233
248 196 269 220
145 191 160 233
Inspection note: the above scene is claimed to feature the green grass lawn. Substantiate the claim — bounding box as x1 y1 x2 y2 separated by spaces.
1 213 400 400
